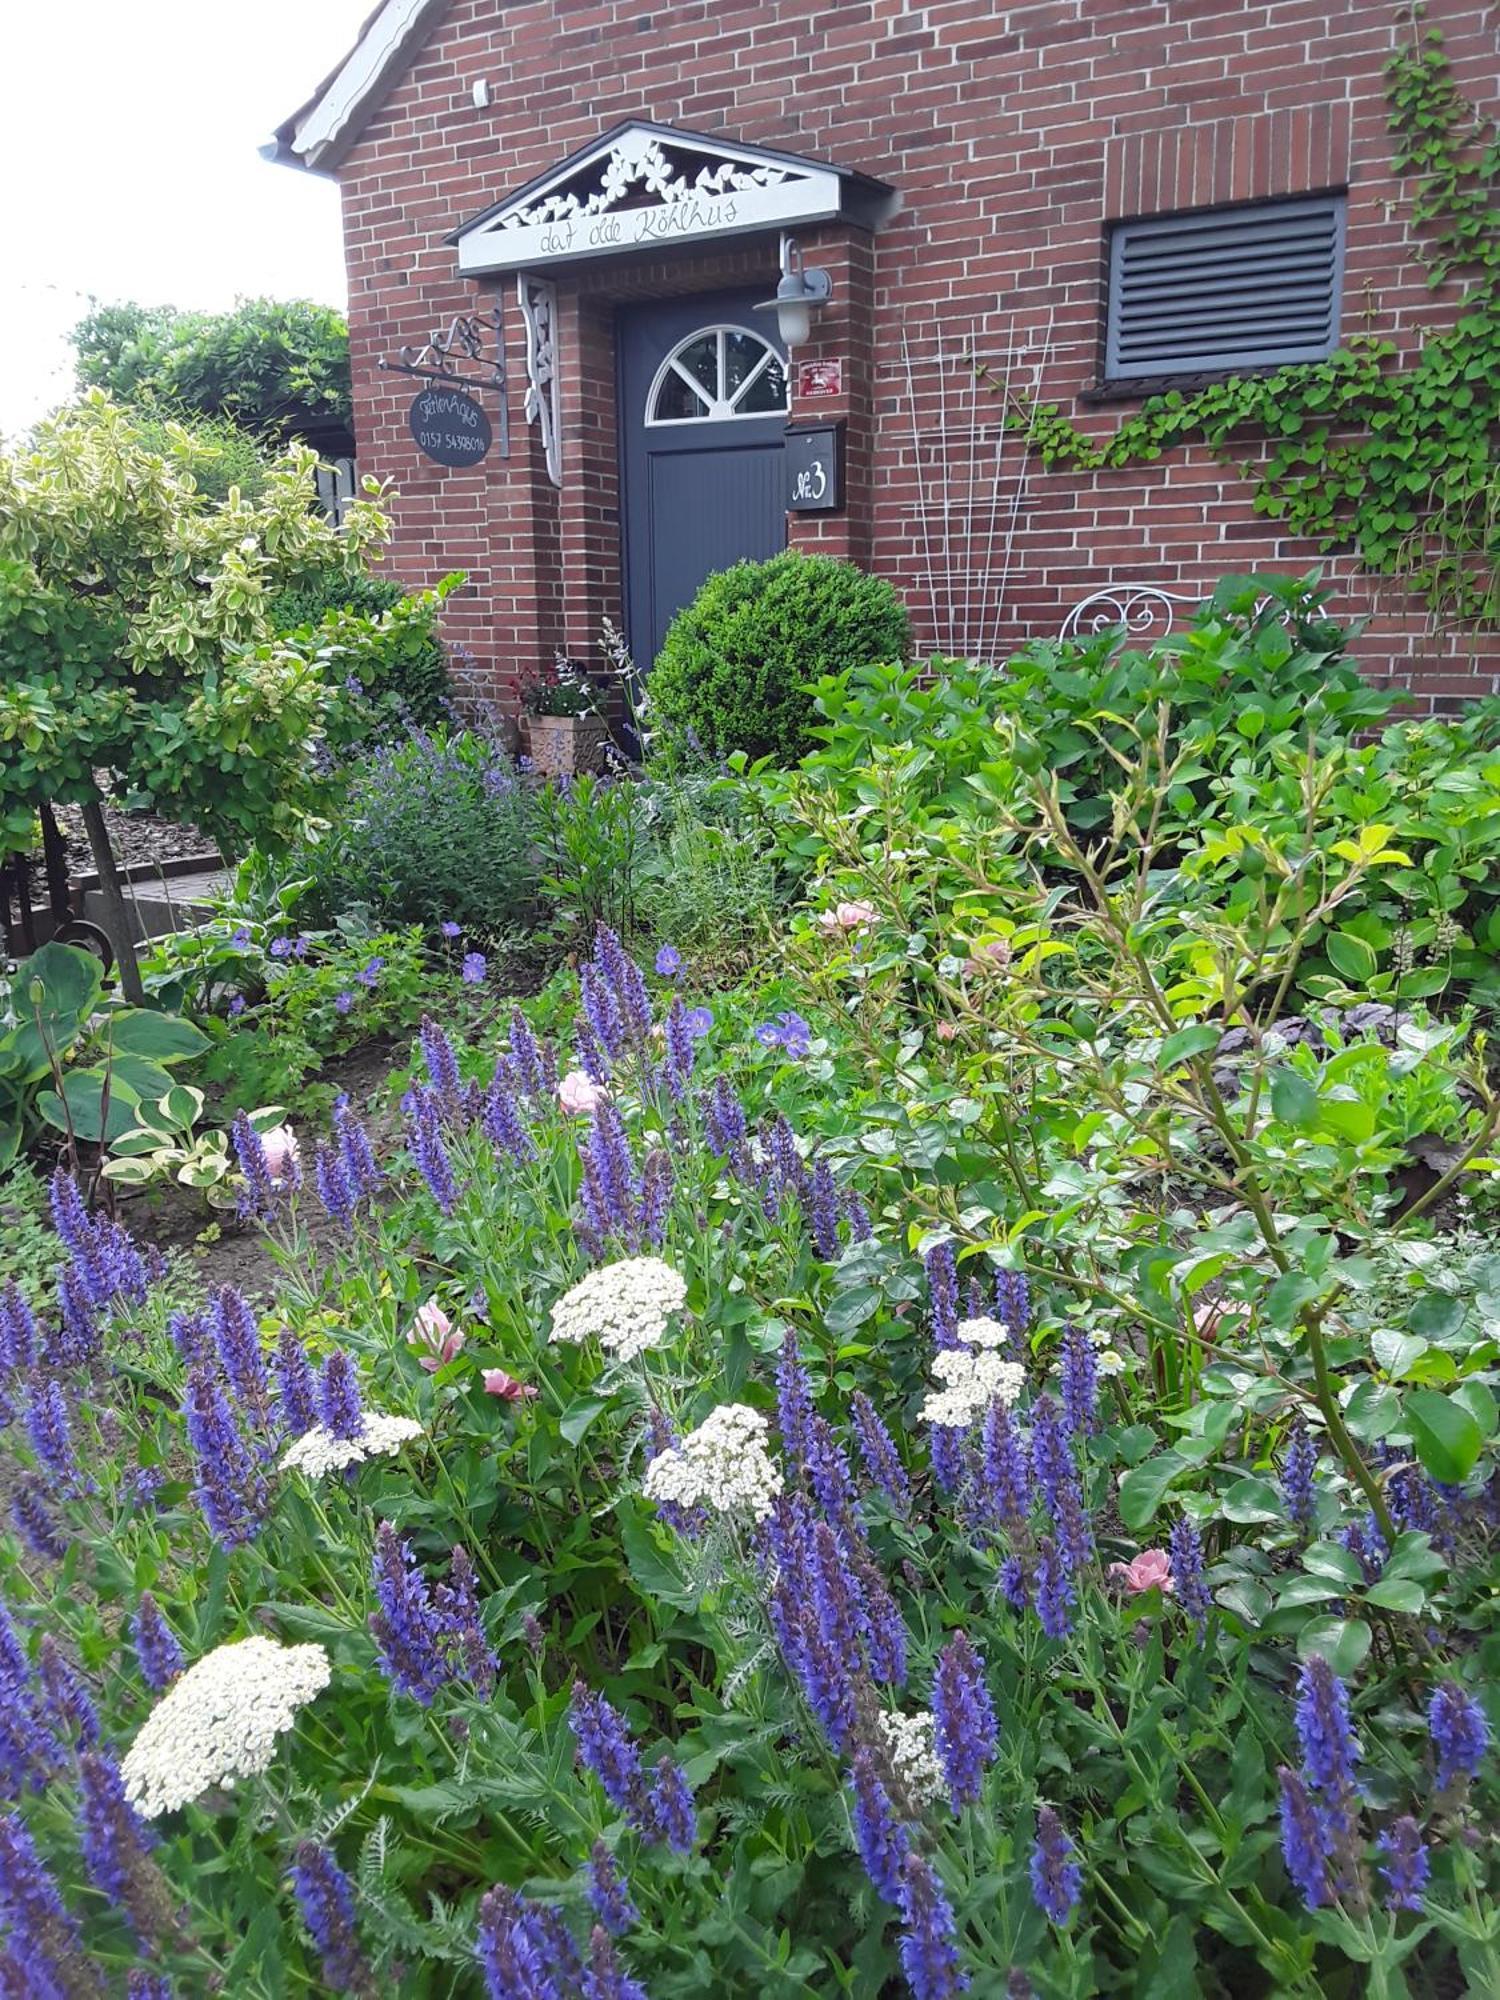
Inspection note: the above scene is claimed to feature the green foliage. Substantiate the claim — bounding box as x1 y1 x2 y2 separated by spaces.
648 548 911 764
771 578 1500 1013
1000 21 1500 625
636 777 784 971
0 942 209 1168
276 577 458 743
192 924 447 1121
130 410 279 503
267 568 406 630
101 1086 282 1204
70 296 352 446
534 773 645 940
0 1160 57 1307
0 394 389 862
296 726 537 939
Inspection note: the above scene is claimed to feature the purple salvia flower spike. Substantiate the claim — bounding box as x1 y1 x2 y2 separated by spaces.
291 1840 375 1995
369 1522 452 1706
896 1852 968 2000
1030 1804 1083 1925
850 1746 911 1903
851 1391 912 1512
319 1351 363 1442
131 1593 184 1693
932 1631 998 1808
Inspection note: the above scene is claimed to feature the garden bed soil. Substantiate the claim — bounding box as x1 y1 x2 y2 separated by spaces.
48 798 219 877
120 1034 406 1304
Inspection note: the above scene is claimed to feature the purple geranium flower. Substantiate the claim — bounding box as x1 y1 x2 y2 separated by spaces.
462 953 488 985
654 945 681 978
754 1011 812 1058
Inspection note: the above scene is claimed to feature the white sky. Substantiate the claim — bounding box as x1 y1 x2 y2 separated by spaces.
0 1 373 437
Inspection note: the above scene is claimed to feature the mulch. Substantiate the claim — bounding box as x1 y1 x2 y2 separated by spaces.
47 800 219 878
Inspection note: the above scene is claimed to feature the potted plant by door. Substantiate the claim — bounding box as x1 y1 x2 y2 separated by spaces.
519 655 610 778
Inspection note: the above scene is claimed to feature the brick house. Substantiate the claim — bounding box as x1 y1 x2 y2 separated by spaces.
268 0 1499 716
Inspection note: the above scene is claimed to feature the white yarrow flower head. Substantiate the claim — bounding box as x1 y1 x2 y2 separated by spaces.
121 1636 332 1817
549 1258 688 1363
956 1315 1010 1349
875 1708 945 1809
643 1403 783 1522
920 1348 1026 1428
281 1413 423 1480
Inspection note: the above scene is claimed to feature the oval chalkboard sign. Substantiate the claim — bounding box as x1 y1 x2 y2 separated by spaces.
408 386 492 467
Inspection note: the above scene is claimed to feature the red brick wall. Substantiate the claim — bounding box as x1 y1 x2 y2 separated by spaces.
332 0 1500 713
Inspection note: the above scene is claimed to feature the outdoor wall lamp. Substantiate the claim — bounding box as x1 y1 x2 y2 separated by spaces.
756 235 832 350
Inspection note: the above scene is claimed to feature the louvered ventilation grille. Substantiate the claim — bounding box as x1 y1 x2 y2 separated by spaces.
1105 194 1346 380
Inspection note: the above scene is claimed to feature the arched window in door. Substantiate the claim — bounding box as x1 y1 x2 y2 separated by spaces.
646 324 788 424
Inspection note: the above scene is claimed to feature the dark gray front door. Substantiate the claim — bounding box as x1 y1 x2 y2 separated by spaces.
619 290 789 675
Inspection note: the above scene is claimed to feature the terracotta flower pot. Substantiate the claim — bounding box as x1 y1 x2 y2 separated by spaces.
523 713 610 779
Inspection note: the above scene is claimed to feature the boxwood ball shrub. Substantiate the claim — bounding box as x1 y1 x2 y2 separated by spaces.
649 549 910 764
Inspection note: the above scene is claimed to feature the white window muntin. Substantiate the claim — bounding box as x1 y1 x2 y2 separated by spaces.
645 323 788 426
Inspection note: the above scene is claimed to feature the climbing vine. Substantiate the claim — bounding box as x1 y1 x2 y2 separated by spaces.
998 8 1500 626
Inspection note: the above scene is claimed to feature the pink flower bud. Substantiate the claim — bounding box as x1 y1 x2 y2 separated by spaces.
558 1070 609 1116
482 1368 538 1401
817 899 879 933
261 1126 300 1182
408 1301 464 1371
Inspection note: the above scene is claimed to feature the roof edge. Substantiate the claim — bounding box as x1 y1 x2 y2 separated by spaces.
264 0 447 177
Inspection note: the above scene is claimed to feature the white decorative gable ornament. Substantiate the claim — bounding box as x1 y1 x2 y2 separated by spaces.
451 121 893 275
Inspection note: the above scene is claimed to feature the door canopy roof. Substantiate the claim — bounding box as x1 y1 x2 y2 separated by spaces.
451 121 895 275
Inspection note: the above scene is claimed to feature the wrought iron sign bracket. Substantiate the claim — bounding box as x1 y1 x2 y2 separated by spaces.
379 308 510 458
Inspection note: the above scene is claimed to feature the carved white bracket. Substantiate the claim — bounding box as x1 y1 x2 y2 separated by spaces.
455 121 851 275
518 275 561 488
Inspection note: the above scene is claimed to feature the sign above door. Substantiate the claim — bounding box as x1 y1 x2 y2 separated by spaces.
450 121 894 276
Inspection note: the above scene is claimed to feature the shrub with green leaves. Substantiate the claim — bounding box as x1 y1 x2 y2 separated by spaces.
648 548 911 764
298 725 537 938
768 576 1500 1015
274 575 458 743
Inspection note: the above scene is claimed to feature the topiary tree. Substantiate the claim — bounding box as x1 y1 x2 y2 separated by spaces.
647 549 911 765
0 393 389 998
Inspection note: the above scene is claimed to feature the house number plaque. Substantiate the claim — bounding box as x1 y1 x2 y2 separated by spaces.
785 424 843 513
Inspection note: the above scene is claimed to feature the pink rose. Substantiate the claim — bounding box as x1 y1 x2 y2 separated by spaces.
558 1070 609 1116
482 1367 538 1401
1108 1549 1175 1596
408 1301 465 1372
261 1125 300 1182
817 899 879 934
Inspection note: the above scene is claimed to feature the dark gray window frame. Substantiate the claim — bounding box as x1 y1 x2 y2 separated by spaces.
1103 192 1348 386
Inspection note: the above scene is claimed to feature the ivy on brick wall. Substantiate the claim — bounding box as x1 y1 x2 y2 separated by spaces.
999 10 1499 627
